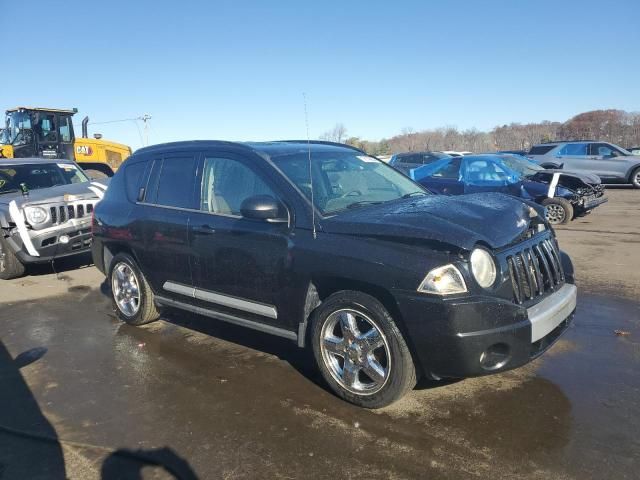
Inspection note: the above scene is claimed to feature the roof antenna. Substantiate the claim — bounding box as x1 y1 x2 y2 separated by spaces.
303 93 317 239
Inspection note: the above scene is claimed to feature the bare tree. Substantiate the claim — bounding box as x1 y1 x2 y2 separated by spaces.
319 123 348 143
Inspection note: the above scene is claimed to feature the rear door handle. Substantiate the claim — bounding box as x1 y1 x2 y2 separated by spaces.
193 224 216 235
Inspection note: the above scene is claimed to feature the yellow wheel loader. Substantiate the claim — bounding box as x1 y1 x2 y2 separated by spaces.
0 107 131 178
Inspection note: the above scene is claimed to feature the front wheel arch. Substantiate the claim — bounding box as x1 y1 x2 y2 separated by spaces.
302 276 425 379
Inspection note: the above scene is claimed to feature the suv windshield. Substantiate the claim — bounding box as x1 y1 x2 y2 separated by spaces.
271 151 427 214
0 163 88 195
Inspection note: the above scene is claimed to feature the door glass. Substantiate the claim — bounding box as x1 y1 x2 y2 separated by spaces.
59 116 72 142
588 143 620 158
431 157 461 179
153 156 197 208
201 157 279 216
557 143 588 156
35 114 57 142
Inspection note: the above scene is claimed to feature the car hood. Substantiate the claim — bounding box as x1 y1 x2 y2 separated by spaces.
0 179 109 207
534 169 601 185
321 193 541 251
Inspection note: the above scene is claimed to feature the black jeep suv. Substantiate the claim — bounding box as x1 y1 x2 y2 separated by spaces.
92 141 577 408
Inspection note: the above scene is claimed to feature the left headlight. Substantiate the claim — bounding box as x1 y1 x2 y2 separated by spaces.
24 206 48 225
470 248 497 288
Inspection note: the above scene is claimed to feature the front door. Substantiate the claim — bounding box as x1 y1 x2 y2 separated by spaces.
586 143 629 181
188 152 294 330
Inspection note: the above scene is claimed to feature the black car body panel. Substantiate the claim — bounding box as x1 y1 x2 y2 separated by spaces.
92 141 576 380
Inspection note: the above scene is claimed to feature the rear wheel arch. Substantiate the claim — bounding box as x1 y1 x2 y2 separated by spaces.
627 164 640 187
102 242 139 271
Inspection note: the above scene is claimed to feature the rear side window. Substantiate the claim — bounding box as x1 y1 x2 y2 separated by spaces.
150 156 198 209
557 143 588 156
528 145 555 155
124 161 146 202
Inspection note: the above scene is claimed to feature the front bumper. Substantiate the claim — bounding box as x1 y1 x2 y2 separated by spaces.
396 283 577 379
6 219 93 264
581 195 608 210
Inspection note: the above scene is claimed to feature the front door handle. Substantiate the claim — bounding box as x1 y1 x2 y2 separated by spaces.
193 224 216 235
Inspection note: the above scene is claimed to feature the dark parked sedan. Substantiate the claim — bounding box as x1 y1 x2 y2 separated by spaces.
409 154 607 225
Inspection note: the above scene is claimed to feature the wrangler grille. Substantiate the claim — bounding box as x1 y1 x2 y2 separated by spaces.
507 238 564 304
49 202 95 226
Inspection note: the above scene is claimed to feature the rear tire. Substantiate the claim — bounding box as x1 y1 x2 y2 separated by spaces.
542 198 573 225
108 253 160 325
311 291 416 408
0 236 26 280
630 167 640 189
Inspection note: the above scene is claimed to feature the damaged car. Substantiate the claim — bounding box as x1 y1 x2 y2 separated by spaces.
92 141 576 408
410 153 607 225
0 158 107 279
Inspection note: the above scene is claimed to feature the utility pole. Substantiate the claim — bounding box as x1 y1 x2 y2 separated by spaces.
139 114 152 146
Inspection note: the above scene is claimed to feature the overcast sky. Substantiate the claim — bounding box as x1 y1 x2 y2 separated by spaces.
4 0 639 150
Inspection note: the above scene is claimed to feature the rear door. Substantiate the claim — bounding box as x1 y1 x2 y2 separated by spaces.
188 151 295 331
554 143 590 173
136 153 197 296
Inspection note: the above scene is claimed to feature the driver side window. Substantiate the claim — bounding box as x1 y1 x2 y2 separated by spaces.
588 143 619 158
201 157 280 217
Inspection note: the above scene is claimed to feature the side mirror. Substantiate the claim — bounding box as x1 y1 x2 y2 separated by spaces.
240 195 285 221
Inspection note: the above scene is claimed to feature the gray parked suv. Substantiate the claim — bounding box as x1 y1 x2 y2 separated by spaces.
528 141 640 188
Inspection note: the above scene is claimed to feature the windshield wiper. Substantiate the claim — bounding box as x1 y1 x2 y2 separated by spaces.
0 189 20 195
401 191 428 199
345 200 384 209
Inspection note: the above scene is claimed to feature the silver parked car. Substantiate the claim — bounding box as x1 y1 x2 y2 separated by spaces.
528 141 640 188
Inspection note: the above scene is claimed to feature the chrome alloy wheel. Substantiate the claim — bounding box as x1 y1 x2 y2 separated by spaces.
320 308 391 395
545 204 566 224
111 263 141 316
634 170 640 186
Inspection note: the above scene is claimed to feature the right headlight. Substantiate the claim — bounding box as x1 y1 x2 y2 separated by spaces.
24 206 48 225
470 248 497 288
418 264 467 295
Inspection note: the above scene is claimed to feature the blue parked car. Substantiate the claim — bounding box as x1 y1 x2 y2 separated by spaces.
409 154 607 225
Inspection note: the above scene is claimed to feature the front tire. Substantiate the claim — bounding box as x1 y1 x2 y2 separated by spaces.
542 198 573 225
311 291 416 408
630 167 640 189
0 236 26 280
109 253 160 325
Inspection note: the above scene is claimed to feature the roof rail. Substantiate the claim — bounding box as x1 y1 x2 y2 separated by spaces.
278 140 366 154
541 139 595 144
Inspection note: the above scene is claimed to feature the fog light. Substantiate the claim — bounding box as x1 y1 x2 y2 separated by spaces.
59 235 70 244
480 343 511 371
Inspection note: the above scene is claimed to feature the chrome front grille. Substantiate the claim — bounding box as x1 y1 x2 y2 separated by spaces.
507 238 564 304
49 202 95 226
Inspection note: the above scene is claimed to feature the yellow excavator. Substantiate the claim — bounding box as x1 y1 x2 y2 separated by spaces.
0 107 131 178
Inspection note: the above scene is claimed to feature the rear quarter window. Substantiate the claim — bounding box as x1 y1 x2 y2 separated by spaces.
124 161 147 202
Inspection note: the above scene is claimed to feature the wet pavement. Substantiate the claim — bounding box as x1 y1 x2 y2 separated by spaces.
1 189 639 479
